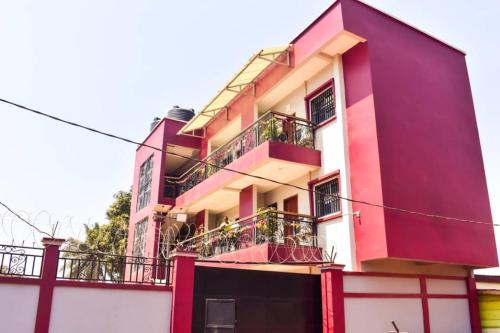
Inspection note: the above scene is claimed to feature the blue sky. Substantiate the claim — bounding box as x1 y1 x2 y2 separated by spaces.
1 0 499 263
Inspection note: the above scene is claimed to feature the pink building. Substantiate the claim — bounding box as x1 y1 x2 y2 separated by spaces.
126 0 497 331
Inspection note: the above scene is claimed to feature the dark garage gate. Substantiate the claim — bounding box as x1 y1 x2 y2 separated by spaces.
192 265 322 333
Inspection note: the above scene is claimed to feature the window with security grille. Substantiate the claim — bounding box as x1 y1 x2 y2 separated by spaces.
314 177 340 217
309 84 335 125
136 155 153 211
132 219 148 258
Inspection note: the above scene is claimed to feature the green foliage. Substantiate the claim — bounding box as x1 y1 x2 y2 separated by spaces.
255 207 278 243
66 190 130 254
61 189 131 280
260 116 279 142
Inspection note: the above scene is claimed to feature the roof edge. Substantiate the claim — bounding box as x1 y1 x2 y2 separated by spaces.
350 0 466 55
291 0 465 55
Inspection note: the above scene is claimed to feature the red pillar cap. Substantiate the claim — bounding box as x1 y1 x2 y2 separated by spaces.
41 237 66 247
319 263 345 271
169 249 198 259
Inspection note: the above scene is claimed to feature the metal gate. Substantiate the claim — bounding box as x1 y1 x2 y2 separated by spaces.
192 266 322 333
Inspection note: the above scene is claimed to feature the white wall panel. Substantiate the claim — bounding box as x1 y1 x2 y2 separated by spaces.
263 175 309 214
345 298 424 333
426 278 467 295
49 287 172 333
344 275 420 294
0 283 39 333
428 298 471 333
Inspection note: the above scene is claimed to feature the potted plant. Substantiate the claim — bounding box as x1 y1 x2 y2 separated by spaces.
255 207 279 243
259 115 279 143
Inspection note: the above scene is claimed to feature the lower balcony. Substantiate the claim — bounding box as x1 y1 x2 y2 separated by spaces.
177 210 322 263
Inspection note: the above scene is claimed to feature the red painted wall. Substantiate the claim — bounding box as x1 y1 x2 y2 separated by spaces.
239 185 254 218
127 118 200 258
195 210 205 227
340 0 497 267
343 42 388 262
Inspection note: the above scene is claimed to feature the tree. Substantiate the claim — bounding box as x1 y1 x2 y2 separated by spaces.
61 189 131 280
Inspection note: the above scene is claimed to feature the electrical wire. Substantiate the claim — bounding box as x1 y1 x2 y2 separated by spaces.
0 200 53 238
1 97 496 227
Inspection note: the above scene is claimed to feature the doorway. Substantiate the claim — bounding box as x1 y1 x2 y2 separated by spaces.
283 195 298 244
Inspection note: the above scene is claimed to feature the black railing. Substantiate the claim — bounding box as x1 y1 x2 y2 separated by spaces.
0 244 44 278
167 111 314 196
57 251 173 286
177 210 318 258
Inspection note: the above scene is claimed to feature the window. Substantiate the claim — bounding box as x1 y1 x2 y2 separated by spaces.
307 80 335 125
205 299 236 332
137 155 153 211
314 177 340 218
132 219 148 258
163 179 176 198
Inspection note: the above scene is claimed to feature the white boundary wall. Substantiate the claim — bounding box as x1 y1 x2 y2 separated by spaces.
343 274 472 333
345 298 425 332
0 283 39 333
49 286 172 333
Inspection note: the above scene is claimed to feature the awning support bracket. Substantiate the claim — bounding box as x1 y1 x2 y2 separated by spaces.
256 49 290 67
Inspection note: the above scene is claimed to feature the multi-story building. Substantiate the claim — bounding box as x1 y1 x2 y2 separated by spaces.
126 0 497 331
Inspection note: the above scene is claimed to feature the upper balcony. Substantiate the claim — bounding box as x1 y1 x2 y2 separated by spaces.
167 112 321 214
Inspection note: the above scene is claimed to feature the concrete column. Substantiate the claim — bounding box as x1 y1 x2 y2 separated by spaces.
467 274 482 333
195 210 206 228
239 184 257 218
169 249 197 333
320 264 345 333
35 237 65 333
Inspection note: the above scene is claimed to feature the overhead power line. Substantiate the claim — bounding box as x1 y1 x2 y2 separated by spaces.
0 200 53 238
0 97 495 227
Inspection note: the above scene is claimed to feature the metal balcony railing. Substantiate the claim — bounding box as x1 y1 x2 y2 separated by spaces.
166 111 314 196
176 209 318 259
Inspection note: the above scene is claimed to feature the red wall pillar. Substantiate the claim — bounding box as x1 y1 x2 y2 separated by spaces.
169 249 197 333
467 275 482 333
320 264 345 333
195 210 206 227
35 237 65 333
239 185 255 218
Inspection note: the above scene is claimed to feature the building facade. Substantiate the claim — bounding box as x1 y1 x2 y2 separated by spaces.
126 0 497 331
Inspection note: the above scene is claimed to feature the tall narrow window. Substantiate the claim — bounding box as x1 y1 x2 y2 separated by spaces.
314 177 340 217
132 219 148 258
137 155 153 211
307 80 335 126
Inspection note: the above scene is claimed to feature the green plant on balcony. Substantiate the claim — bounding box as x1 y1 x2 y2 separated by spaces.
256 207 279 243
217 220 238 252
200 240 213 257
205 163 216 177
259 116 280 143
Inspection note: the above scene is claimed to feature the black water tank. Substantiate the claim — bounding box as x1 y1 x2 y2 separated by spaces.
150 117 161 131
167 105 195 121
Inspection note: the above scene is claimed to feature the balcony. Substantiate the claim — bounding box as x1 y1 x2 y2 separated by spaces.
177 210 322 263
168 112 321 213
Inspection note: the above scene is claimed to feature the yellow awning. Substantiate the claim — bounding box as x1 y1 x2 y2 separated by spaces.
180 45 291 134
